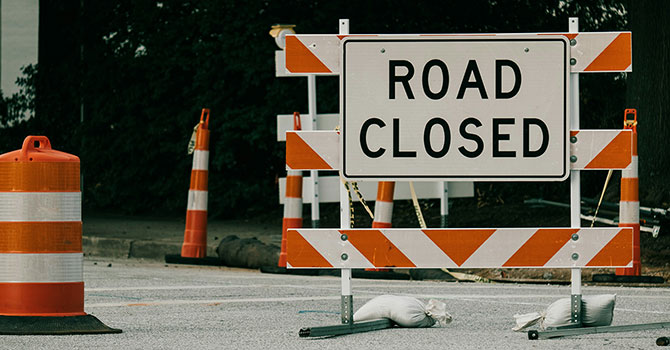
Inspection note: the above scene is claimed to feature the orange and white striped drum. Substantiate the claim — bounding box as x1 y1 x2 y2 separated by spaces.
182 109 211 258
0 136 83 316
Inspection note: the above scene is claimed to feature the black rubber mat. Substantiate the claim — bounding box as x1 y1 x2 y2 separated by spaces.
0 314 122 335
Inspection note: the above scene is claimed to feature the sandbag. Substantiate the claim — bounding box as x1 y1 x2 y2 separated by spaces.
513 294 616 331
353 295 452 328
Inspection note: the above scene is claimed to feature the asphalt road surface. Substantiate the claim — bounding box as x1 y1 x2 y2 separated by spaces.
4 259 669 349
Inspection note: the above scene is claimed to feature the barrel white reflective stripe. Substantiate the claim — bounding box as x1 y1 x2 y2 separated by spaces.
622 156 638 178
0 253 83 282
187 190 208 211
192 150 209 171
0 192 81 222
284 197 302 218
373 200 394 224
619 201 640 223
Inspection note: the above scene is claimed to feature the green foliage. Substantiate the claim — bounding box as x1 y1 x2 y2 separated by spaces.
1 0 635 217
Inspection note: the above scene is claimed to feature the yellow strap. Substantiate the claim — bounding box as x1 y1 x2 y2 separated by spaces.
409 182 427 229
591 169 613 228
339 176 355 228
351 182 374 219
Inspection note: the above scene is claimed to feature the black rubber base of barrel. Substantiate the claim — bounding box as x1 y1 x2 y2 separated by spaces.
164 254 223 266
0 315 122 335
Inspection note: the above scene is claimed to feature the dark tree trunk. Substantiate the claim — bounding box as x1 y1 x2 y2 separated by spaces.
626 0 670 205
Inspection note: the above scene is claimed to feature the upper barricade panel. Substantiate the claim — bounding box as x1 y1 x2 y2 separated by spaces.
280 32 631 75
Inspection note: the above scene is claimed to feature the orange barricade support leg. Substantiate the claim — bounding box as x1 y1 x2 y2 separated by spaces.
279 112 304 267
181 109 211 258
617 109 640 276
0 136 120 335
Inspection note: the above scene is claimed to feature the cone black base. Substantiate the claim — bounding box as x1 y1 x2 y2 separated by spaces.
0 314 122 335
164 254 223 266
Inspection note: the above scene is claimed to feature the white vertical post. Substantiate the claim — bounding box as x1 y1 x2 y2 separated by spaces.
440 182 449 227
307 75 320 228
568 17 582 326
338 18 353 325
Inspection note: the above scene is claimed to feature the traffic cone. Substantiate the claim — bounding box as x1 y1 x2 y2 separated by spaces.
181 109 211 258
0 136 121 335
616 109 640 276
165 109 221 266
366 181 395 272
279 112 303 267
372 182 395 228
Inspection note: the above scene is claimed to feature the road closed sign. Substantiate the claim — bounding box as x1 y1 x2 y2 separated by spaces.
341 36 570 181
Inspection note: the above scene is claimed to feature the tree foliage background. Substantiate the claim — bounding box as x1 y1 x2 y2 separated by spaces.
1 0 666 218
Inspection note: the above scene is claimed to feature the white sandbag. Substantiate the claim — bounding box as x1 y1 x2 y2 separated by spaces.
542 297 573 329
353 295 452 328
512 294 616 331
542 294 616 329
582 294 616 326
512 312 544 331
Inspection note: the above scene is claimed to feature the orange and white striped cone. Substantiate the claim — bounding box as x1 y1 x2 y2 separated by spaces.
279 112 303 267
0 136 120 335
181 109 211 258
366 181 395 272
616 109 640 276
372 182 395 228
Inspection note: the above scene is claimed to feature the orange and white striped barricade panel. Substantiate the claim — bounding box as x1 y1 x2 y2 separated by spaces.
286 227 633 269
569 130 632 170
0 136 84 316
283 32 631 75
286 130 339 170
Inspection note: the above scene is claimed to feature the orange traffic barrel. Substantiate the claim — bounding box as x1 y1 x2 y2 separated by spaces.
0 136 120 334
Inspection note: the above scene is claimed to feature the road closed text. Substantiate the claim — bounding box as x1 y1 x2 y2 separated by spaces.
342 37 569 179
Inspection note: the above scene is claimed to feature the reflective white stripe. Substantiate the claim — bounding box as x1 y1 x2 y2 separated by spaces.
373 201 393 224
619 201 640 223
462 229 536 267
0 192 80 222
383 230 457 267
622 156 638 178
287 169 302 177
187 190 208 211
545 228 622 267
0 253 83 283
283 197 302 218
192 150 209 171
300 229 374 268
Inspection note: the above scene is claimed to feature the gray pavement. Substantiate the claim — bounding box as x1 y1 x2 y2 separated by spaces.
3 258 670 349
82 214 282 261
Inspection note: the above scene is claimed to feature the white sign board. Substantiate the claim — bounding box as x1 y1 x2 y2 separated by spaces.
341 36 569 181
